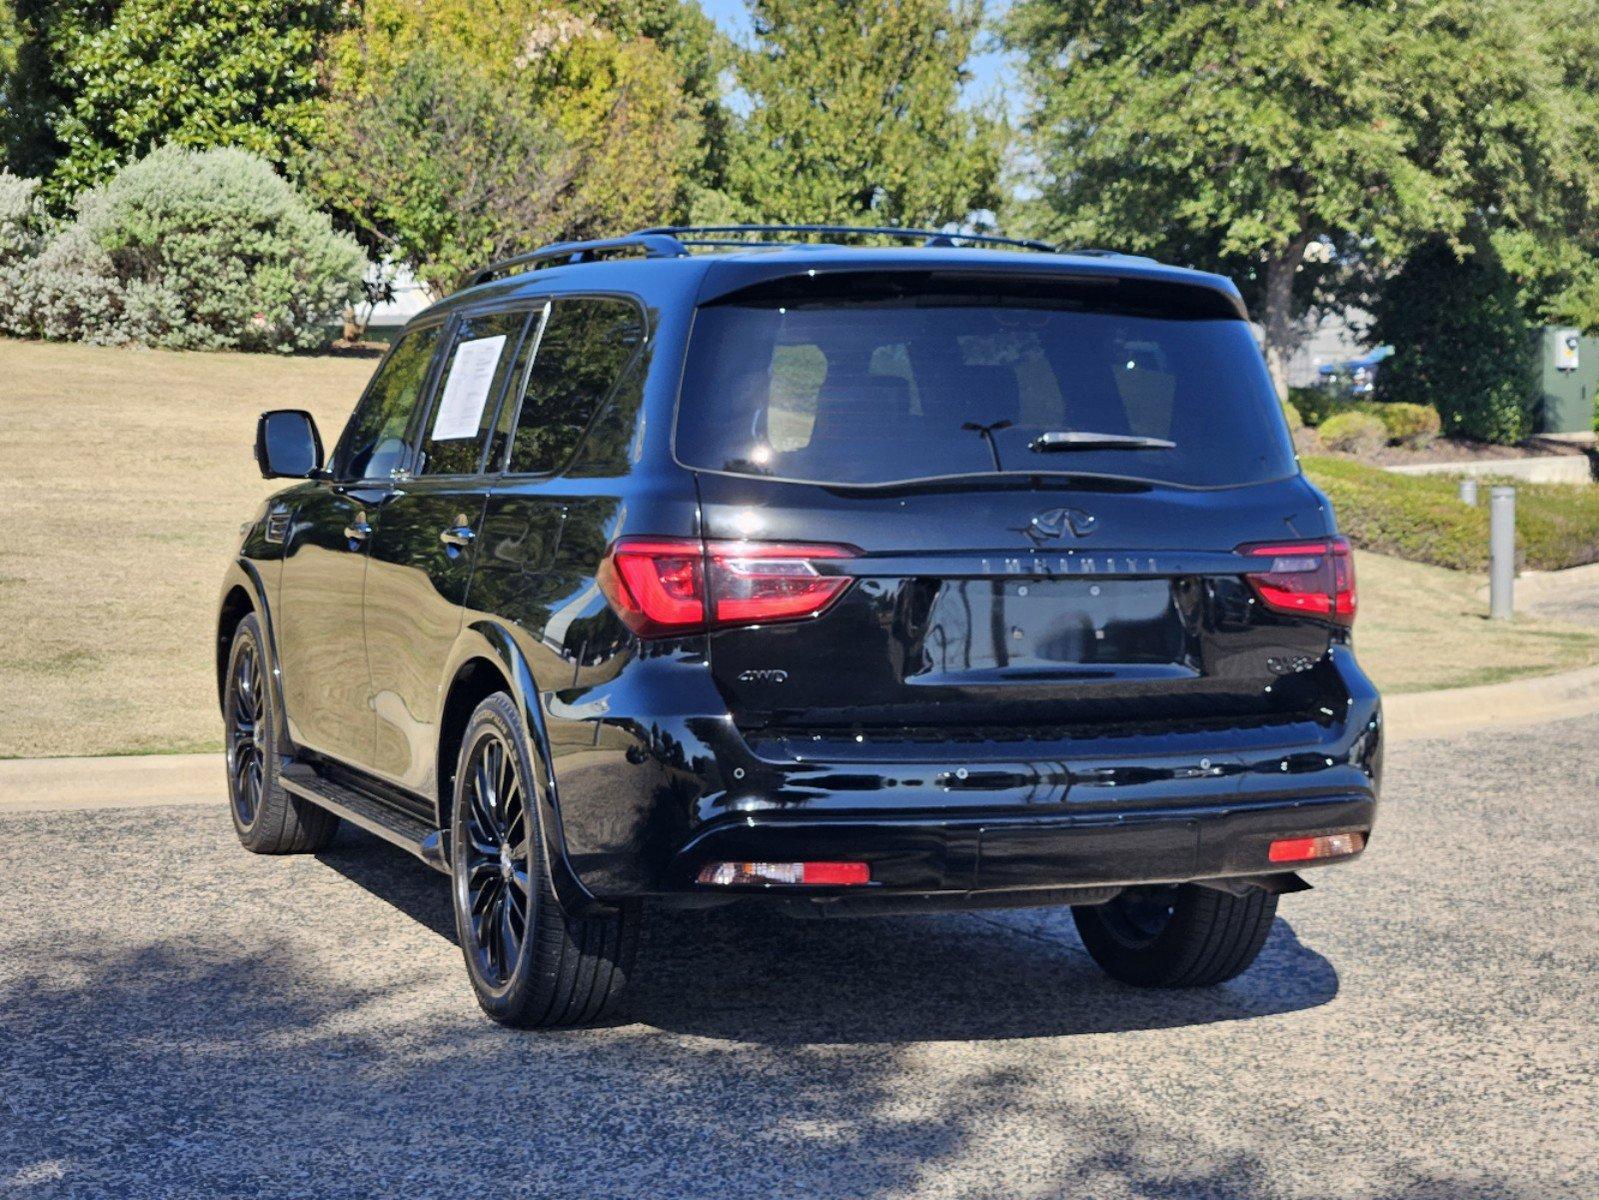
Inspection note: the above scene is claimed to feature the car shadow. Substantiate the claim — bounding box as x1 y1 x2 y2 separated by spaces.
317 824 1339 1045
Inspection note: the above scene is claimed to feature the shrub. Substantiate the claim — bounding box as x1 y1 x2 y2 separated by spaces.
1375 402 1442 447
1319 410 1387 456
1373 236 1537 444
0 146 364 351
0 172 45 264
1305 457 1599 572
1281 397 1305 431
1287 386 1352 427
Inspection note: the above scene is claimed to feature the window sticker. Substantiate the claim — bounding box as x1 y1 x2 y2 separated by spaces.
430 335 507 440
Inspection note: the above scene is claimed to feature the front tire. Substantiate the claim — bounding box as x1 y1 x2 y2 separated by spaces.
223 613 339 854
1073 884 1277 987
450 693 640 1027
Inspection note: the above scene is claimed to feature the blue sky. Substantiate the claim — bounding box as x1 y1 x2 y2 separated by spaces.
697 0 1018 112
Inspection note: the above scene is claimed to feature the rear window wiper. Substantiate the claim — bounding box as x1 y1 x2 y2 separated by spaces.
1029 430 1176 452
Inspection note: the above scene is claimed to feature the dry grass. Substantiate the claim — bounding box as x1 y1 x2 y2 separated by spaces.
2 338 1596 756
1351 550 1599 694
1 338 375 757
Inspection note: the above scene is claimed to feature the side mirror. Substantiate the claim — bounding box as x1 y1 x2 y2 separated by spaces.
255 409 324 479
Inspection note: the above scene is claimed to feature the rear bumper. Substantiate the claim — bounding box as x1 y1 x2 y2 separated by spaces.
548 644 1382 907
667 789 1374 901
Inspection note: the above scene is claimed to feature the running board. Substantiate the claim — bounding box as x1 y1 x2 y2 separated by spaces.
280 765 450 874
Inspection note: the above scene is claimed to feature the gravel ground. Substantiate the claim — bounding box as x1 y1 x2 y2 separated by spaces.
2 718 1597 1200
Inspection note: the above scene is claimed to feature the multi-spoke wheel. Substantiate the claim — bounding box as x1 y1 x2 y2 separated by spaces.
223 613 339 854
457 731 532 989
450 693 642 1027
226 635 266 829
1073 884 1278 988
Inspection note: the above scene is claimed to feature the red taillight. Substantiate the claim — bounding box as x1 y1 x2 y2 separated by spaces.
597 537 858 637
1241 537 1357 625
596 539 706 637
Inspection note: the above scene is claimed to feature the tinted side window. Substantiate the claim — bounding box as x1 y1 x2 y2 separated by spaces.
419 309 531 476
335 325 442 481
507 298 644 475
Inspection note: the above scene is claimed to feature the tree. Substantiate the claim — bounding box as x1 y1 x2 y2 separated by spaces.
727 0 1000 227
1373 235 1536 443
4 0 342 202
311 0 699 296
1004 0 1599 396
572 0 731 197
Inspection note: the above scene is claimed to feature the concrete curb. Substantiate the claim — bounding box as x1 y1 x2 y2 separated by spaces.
4 666 1599 811
0 753 222 814
1384 664 1599 743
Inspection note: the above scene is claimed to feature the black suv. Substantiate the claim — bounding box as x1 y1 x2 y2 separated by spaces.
219 225 1380 1027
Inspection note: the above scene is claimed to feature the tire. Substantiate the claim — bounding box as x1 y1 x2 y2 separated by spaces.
1072 884 1277 988
450 693 641 1028
223 613 340 854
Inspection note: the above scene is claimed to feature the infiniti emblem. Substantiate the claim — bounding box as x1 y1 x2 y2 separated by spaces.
1014 506 1098 547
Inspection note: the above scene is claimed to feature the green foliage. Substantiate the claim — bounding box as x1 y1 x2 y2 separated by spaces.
6 0 342 203
0 146 363 350
726 0 1000 226
1318 411 1388 456
571 0 729 194
1375 237 1538 444
0 171 44 262
1003 0 1599 394
0 0 17 80
1289 388 1350 429
1378 403 1442 447
1306 456 1599 572
1280 397 1304 432
311 0 697 295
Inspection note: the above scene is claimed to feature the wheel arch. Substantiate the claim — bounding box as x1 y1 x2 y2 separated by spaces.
216 560 277 717
437 620 606 916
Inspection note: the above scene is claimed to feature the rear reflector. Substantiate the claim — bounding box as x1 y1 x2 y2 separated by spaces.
1268 831 1366 864
696 861 872 887
1241 536 1357 626
597 537 858 637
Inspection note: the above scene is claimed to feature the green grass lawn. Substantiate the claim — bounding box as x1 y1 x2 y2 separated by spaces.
1305 455 1599 572
1 338 1595 756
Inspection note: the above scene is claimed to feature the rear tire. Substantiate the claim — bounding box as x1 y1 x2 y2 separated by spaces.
450 693 641 1027
1072 884 1277 987
223 613 339 854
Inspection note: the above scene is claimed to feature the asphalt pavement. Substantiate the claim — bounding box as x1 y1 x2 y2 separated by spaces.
2 716 1596 1199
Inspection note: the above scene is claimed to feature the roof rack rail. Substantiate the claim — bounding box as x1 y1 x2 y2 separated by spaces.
1056 246 1132 258
461 232 688 291
634 224 1058 254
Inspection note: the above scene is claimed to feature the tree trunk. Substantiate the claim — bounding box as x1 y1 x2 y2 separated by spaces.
1261 236 1309 400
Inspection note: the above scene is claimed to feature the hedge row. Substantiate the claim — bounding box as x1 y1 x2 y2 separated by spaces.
1305 456 1599 572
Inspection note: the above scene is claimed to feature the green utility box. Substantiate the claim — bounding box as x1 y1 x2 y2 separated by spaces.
1538 327 1599 434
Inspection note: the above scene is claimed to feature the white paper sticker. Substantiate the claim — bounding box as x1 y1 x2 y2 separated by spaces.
430 335 507 440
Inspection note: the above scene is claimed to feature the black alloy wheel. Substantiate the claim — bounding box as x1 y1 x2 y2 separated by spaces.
455 729 533 990
1073 883 1278 988
449 692 642 1027
223 612 339 854
1095 886 1181 950
225 634 267 830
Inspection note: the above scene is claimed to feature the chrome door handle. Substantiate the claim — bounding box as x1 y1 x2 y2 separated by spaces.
439 524 476 549
344 520 372 542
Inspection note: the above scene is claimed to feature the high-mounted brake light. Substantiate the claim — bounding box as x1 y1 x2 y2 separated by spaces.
597 537 858 637
1241 537 1357 626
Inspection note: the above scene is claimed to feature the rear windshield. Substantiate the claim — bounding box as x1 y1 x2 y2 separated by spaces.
674 275 1296 488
